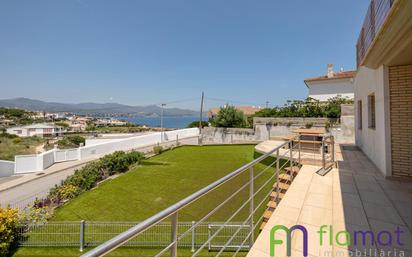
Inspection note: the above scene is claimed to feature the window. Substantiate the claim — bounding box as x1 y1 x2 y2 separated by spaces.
358 100 362 130
368 93 376 129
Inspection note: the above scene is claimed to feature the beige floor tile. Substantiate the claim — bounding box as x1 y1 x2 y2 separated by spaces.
333 206 369 227
384 190 412 204
334 174 354 184
404 217 412 230
311 175 333 187
333 192 363 208
271 204 302 224
334 182 358 195
288 181 312 193
392 201 412 219
299 205 332 226
305 192 333 210
264 213 297 230
308 182 332 194
279 190 307 209
246 246 271 257
354 180 383 193
358 190 392 206
363 202 405 226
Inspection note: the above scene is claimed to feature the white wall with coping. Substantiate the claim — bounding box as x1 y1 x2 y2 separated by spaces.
0 161 15 177
354 65 391 177
10 128 199 175
80 128 198 159
306 78 354 101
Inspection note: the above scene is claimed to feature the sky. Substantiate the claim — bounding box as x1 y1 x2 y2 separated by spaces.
0 0 370 110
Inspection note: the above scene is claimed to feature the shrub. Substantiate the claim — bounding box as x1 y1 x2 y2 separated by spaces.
12 138 22 144
67 135 85 146
56 135 86 149
305 122 314 129
210 105 247 128
187 121 208 128
0 207 19 256
286 121 293 127
33 151 144 211
19 206 51 226
153 145 163 155
0 132 18 139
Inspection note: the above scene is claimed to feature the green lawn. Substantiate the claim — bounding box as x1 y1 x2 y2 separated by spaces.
52 145 270 222
13 145 280 257
0 135 44 160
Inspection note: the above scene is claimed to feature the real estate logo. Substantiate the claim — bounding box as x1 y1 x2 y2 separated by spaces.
270 225 308 257
269 224 405 257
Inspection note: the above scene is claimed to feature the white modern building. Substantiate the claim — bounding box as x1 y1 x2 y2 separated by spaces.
6 123 64 137
304 64 355 101
354 0 412 179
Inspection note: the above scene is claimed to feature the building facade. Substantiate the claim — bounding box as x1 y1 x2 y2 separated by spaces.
6 123 64 137
304 64 355 101
354 0 412 179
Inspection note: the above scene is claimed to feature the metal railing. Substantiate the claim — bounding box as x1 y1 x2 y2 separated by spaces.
16 221 250 252
317 135 335 176
80 136 302 257
356 0 395 66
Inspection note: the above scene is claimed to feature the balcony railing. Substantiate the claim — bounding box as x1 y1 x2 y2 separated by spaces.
80 136 302 257
356 0 395 67
79 134 334 257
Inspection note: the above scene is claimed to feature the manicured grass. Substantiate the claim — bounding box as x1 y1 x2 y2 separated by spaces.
0 135 44 160
12 247 247 257
13 145 279 257
51 145 269 222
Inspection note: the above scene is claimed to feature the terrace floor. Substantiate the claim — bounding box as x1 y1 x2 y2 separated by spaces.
248 145 412 257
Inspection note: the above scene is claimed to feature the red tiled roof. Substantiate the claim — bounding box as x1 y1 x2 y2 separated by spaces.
304 70 356 83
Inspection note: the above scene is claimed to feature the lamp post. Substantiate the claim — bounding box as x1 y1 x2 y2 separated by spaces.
160 103 166 143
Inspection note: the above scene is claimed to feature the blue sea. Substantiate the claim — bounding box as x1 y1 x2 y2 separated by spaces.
120 116 199 129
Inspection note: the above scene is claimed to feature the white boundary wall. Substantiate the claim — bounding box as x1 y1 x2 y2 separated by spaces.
7 128 199 175
0 160 15 177
79 128 199 159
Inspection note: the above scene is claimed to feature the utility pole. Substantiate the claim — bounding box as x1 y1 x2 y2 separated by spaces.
160 103 166 143
199 92 204 146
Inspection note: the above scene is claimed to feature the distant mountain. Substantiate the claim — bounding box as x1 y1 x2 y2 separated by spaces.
0 98 199 117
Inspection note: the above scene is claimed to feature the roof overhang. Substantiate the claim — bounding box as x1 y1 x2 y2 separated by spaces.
361 0 412 68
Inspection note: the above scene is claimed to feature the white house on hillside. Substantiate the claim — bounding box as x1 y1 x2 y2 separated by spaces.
6 123 64 137
304 64 355 101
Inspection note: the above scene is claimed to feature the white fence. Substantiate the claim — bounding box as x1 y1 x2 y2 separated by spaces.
3 128 199 175
0 160 15 177
79 128 198 159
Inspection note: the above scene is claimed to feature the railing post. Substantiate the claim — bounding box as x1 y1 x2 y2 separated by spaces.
331 136 335 164
298 136 301 164
289 141 293 176
191 221 196 252
276 149 280 204
370 0 376 39
80 220 85 252
171 213 178 257
322 139 326 170
208 224 211 251
249 166 254 247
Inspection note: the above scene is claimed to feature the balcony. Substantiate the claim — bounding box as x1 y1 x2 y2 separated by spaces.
356 0 412 68
356 0 394 67
248 145 412 257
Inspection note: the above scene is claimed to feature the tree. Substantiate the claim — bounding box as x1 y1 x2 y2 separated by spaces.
187 121 208 128
211 106 247 128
